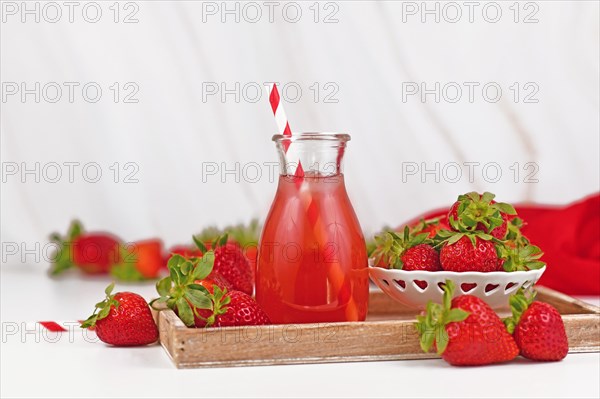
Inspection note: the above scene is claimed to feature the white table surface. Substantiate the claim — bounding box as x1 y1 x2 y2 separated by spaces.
2 264 599 399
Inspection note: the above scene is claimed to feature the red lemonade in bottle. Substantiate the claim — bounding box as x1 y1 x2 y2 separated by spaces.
256 134 369 324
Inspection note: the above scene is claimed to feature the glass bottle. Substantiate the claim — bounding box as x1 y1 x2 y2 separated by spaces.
256 133 369 323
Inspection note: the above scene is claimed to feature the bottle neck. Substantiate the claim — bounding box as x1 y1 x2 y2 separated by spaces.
273 134 349 177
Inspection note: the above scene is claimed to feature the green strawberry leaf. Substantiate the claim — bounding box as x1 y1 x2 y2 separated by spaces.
156 277 172 297
188 284 211 298
193 251 214 280
481 192 495 203
435 325 449 355
68 220 83 240
184 289 213 310
104 282 115 296
419 324 435 352
446 308 469 323
494 202 517 215
192 235 208 253
181 260 192 276
218 234 229 247
176 298 194 327
167 254 185 270
526 261 546 269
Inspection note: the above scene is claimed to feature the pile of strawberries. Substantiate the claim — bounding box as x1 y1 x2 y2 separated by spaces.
372 192 546 275
81 234 270 346
49 219 259 282
416 280 568 366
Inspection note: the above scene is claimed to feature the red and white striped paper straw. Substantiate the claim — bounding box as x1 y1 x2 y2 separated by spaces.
267 83 304 178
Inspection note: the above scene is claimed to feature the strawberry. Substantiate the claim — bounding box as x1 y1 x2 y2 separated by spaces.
402 244 442 272
194 235 254 295
111 239 164 281
372 226 441 271
504 290 568 361
49 220 121 275
416 280 519 366
439 234 500 272
81 283 158 346
448 192 516 239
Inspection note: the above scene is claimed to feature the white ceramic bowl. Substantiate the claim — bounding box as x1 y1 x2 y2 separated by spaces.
369 262 546 309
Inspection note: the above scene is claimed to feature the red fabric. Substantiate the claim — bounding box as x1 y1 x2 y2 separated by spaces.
403 193 600 295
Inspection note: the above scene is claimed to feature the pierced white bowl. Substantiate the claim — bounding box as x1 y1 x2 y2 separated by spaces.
369 262 546 310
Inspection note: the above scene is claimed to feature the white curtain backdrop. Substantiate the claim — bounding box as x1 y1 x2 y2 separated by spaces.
1 1 599 249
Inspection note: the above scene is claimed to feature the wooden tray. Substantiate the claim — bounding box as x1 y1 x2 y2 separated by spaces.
156 286 600 368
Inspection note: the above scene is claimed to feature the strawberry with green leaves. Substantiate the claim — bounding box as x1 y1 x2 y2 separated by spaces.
372 226 441 272
49 220 121 275
416 280 519 366
504 289 568 361
193 235 254 295
81 283 158 346
448 192 516 239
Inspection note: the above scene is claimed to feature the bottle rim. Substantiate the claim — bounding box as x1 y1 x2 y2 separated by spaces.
272 132 350 143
